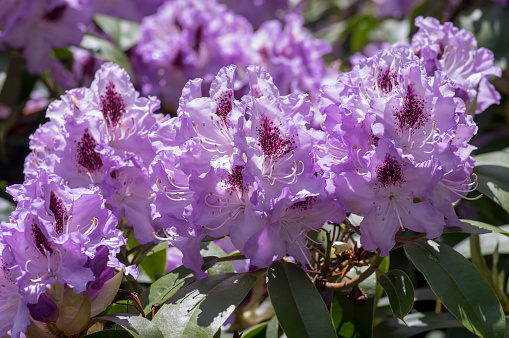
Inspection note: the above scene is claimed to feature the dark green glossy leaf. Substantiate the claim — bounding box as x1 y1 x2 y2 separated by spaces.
377 270 414 320
83 329 134 338
474 165 509 214
80 34 134 80
267 261 336 338
139 265 195 315
152 273 256 337
96 314 163 338
200 241 234 275
93 14 140 50
331 265 377 338
374 312 462 338
404 239 506 338
378 287 436 307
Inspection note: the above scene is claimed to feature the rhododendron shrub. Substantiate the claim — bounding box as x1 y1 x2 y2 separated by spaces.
1 2 508 337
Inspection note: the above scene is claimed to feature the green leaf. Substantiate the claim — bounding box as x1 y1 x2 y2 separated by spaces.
139 265 195 315
200 241 234 275
0 197 15 222
96 314 163 338
377 270 414 320
80 34 135 80
242 322 268 338
473 165 509 214
474 151 509 168
93 14 141 50
139 243 167 282
83 329 134 338
374 312 463 338
265 316 280 338
152 273 256 337
453 225 509 258
331 265 378 338
267 261 336 338
458 220 509 237
404 239 506 338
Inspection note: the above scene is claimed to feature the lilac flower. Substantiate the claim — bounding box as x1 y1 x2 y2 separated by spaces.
0 242 30 338
88 0 165 21
335 140 445 256
219 0 302 28
2 170 124 303
372 0 421 19
151 65 344 275
411 16 501 114
0 0 91 75
132 0 253 106
251 14 331 101
25 63 162 244
317 47 477 254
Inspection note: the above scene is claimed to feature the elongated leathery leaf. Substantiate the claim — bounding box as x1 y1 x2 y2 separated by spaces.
474 165 509 214
377 270 414 320
84 329 134 338
404 239 506 338
267 261 336 338
152 273 256 337
374 312 462 338
96 314 163 338
474 151 509 168
139 265 195 315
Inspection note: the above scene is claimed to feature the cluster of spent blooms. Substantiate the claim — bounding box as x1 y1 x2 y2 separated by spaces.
132 0 331 107
25 63 162 244
150 64 344 276
316 47 478 256
0 170 126 336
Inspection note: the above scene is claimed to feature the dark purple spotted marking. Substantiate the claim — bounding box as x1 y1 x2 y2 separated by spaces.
44 4 67 21
50 192 68 236
32 223 54 256
369 130 379 147
101 82 125 126
76 128 103 173
225 165 245 193
376 155 404 187
256 115 296 159
215 90 233 127
1 259 14 284
377 68 398 95
288 196 317 211
393 84 429 133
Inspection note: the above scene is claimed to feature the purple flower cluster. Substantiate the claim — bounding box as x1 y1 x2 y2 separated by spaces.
25 63 162 244
0 0 91 76
411 16 501 114
132 0 331 107
317 47 477 256
150 65 344 275
0 170 125 336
